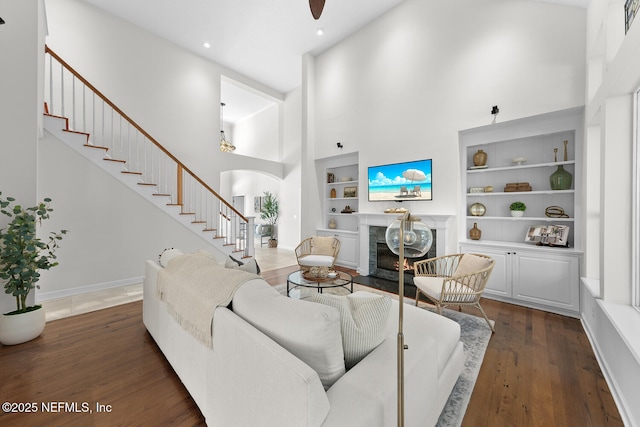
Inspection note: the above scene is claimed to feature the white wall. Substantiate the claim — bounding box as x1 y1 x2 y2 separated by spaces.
232 104 280 162
310 0 586 244
35 131 227 299
0 0 45 313
44 0 283 188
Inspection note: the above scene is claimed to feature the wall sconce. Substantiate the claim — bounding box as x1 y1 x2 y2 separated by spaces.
336 142 343 149
0 17 5 25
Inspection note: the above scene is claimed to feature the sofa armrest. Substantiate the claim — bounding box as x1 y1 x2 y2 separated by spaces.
209 307 331 427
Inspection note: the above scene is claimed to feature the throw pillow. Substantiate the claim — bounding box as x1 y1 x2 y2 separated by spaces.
310 236 335 255
159 248 183 267
225 255 261 274
453 253 492 288
311 293 392 369
454 253 491 276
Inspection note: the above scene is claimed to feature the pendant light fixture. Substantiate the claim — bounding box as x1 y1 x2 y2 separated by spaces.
219 102 236 152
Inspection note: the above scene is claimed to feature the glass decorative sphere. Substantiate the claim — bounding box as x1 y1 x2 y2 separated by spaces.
385 215 433 258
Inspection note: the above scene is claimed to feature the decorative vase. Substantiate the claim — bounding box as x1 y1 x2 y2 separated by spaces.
473 149 487 167
469 202 486 216
0 307 46 345
268 238 278 248
330 188 337 198
511 210 524 217
550 165 572 190
469 223 481 240
328 218 337 229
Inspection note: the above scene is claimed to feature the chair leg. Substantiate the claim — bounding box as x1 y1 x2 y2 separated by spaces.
475 302 495 333
415 289 421 306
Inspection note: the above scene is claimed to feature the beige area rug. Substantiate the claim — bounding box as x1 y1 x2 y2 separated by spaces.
272 283 492 427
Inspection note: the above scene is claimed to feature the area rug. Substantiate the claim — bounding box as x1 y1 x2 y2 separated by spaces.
273 283 492 427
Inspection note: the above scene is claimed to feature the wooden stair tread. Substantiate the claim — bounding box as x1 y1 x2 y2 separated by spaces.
180 212 195 215
122 171 143 175
84 144 108 151
103 158 126 163
137 183 156 186
152 193 171 197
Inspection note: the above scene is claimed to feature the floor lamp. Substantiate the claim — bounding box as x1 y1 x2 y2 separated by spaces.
385 212 433 427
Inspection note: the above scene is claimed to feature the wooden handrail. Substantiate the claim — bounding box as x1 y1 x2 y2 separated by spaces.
45 45 248 223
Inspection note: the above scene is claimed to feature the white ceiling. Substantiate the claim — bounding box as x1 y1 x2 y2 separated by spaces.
80 0 589 122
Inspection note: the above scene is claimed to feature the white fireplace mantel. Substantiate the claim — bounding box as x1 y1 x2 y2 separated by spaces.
355 212 456 276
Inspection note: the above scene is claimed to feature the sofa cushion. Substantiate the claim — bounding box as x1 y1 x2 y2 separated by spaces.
233 280 346 388
311 293 392 369
298 254 335 267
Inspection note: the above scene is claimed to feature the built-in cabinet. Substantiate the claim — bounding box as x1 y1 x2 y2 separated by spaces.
316 154 359 268
459 108 584 317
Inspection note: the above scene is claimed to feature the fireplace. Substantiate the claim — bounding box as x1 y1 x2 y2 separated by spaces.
369 226 436 285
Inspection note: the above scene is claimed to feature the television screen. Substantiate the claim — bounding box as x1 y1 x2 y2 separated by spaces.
368 159 432 201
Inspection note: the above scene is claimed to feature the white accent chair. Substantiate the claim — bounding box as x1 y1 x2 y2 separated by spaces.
413 253 496 332
295 236 341 272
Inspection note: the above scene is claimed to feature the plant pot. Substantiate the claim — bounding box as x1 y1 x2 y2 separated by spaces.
268 238 278 248
0 307 46 345
511 210 524 217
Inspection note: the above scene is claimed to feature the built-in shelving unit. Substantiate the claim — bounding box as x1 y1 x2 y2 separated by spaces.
458 107 584 317
315 153 359 268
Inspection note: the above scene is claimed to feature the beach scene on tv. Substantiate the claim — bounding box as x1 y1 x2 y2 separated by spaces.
368 159 433 201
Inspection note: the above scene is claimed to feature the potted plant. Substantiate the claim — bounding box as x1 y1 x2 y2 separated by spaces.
0 192 67 345
509 201 527 217
260 191 279 248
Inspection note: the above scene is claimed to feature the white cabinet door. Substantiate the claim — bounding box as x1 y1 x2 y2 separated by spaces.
460 244 511 298
513 250 579 312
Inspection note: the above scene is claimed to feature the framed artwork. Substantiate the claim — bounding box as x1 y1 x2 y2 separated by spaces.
254 196 262 213
327 173 335 183
525 224 570 246
343 186 357 198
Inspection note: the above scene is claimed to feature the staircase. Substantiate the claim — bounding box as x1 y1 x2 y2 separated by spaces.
43 46 253 259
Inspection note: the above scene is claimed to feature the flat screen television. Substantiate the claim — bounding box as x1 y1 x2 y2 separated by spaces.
368 159 432 202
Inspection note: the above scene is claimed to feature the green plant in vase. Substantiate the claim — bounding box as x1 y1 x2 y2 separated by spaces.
260 191 279 247
0 192 67 345
509 201 526 217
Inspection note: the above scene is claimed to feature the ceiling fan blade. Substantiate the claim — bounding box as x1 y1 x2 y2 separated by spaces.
309 0 325 20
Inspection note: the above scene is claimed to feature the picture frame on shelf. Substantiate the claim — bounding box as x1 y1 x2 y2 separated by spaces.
343 186 357 198
327 173 335 183
525 224 570 247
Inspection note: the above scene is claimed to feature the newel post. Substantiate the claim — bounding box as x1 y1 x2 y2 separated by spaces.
177 164 183 206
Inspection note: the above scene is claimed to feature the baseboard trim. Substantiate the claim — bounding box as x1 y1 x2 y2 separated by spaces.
35 276 143 302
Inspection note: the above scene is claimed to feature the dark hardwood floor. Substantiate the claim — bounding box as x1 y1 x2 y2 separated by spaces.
0 265 623 426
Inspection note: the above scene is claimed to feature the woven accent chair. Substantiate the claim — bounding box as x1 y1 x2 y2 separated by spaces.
295 236 341 272
413 253 495 332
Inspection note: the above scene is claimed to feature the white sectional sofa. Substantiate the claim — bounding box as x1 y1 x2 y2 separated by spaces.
143 258 465 427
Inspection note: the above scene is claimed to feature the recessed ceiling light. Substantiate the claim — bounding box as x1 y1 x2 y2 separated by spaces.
316 28 324 36
203 42 211 49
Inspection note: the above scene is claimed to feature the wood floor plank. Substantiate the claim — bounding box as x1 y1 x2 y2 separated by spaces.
0 266 624 426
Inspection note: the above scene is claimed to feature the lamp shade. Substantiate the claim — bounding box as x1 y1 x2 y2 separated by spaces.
385 215 433 258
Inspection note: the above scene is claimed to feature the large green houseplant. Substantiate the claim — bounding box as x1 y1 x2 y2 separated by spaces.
260 191 279 247
0 192 67 345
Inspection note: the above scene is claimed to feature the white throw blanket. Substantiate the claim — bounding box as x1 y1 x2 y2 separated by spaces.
157 252 259 347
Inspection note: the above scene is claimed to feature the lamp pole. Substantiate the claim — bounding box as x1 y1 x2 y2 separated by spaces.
397 211 408 427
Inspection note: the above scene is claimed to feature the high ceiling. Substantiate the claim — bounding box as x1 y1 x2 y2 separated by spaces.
80 0 589 122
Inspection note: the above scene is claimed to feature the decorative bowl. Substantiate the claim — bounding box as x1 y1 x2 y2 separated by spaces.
512 157 527 165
